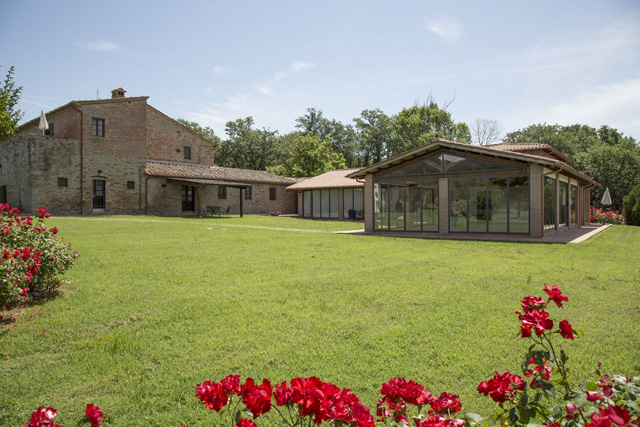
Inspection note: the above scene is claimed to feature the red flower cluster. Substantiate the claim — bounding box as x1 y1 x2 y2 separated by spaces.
22 406 62 427
430 393 462 415
196 376 374 427
275 376 374 427
378 377 435 424
37 207 51 219
240 378 273 418
234 419 257 427
587 405 638 427
477 371 525 403
525 358 554 388
416 415 466 427
599 375 615 398
84 403 104 427
516 285 574 340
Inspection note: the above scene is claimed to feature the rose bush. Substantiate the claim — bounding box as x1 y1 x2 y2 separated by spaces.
1 204 79 309
20 284 639 427
589 206 626 225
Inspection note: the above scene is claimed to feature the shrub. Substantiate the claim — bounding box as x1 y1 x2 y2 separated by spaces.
589 206 626 225
0 204 79 309
622 184 640 226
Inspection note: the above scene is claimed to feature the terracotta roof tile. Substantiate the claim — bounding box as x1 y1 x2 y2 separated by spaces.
487 142 572 163
145 160 297 185
286 168 364 190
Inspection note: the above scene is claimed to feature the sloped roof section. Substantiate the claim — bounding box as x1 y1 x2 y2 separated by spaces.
347 138 596 185
286 168 364 190
146 160 297 185
487 142 572 163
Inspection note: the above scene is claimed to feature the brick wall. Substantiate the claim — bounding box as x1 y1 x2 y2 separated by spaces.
145 107 215 165
0 135 81 215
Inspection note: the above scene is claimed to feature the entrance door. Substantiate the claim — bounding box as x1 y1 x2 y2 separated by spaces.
93 180 106 212
182 185 195 212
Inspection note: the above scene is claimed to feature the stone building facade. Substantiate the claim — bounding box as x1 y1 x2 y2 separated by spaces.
0 88 297 216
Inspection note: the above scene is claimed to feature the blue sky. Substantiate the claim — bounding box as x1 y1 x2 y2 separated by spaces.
2 0 639 140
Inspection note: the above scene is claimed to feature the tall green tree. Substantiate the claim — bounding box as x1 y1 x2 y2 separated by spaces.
392 101 471 153
353 108 395 166
0 65 24 139
176 119 222 145
278 132 346 177
217 117 291 170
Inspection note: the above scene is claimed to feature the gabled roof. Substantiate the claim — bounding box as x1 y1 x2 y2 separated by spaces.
347 138 596 185
145 160 297 185
286 168 364 190
487 142 572 163
17 96 150 130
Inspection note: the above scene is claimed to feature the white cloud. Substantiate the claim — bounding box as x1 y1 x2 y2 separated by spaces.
290 60 316 73
213 65 233 74
74 39 120 51
546 77 640 135
424 15 463 42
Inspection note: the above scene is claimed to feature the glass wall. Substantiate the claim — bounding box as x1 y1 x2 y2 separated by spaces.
374 181 439 232
488 177 508 233
304 189 338 218
509 177 529 233
449 180 467 232
449 176 529 234
544 177 556 229
570 185 577 225
559 182 568 226
343 188 364 219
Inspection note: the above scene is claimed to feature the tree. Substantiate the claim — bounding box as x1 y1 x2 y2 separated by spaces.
471 118 503 146
622 183 640 226
353 109 395 166
281 132 346 177
504 123 640 211
0 65 24 139
392 101 471 154
216 117 291 170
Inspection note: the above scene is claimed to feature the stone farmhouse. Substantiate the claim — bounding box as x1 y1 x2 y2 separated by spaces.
0 89 296 216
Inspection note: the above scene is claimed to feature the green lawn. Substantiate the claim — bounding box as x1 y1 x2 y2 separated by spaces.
1 216 639 426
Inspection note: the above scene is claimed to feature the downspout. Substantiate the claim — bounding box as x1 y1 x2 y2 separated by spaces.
144 176 151 215
70 103 84 215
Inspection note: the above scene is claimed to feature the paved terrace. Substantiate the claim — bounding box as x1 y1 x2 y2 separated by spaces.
335 224 611 244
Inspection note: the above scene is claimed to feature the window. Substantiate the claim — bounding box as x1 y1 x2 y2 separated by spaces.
0 186 6 204
91 118 105 137
181 185 195 212
58 178 68 188
45 123 54 136
269 187 276 200
184 146 191 160
218 186 227 199
244 186 252 200
127 181 135 190
544 177 556 230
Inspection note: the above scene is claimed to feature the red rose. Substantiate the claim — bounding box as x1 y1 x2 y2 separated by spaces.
84 403 104 427
543 284 568 307
565 403 578 419
22 406 60 427
431 393 462 415
521 309 554 336
559 320 574 340
221 374 240 395
241 378 272 418
195 380 228 411
274 381 292 406
586 391 603 402
234 418 257 427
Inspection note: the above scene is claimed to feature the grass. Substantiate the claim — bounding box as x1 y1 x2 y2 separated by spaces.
1 215 639 426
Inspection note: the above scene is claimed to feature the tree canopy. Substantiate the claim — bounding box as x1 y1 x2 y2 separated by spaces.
504 123 640 211
0 65 24 139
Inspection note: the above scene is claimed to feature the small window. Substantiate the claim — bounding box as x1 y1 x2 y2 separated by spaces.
184 146 191 160
127 181 135 190
58 178 68 188
45 123 54 136
245 186 253 200
218 186 227 199
269 187 276 201
0 186 6 204
92 118 105 137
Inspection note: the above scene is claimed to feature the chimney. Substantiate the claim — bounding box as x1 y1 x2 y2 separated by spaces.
111 88 126 99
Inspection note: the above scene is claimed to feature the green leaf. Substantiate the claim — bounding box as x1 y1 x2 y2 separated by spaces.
541 381 556 397
575 328 584 338
509 408 518 423
521 392 529 406
572 393 588 408
234 410 242 425
585 381 598 391
466 413 486 423
516 405 531 424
